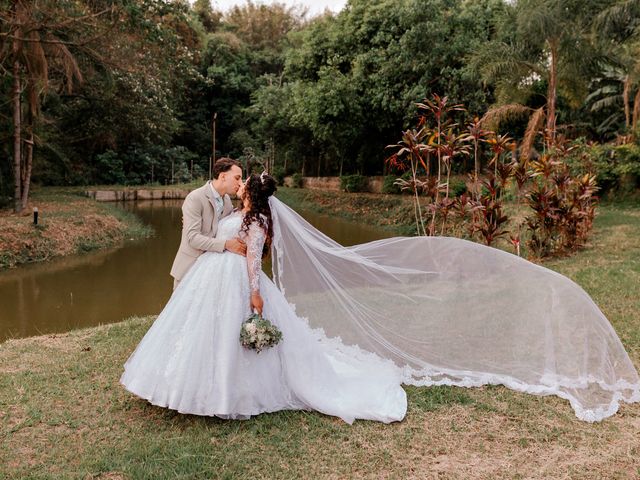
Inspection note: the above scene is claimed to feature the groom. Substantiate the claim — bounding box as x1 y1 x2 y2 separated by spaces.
170 157 246 290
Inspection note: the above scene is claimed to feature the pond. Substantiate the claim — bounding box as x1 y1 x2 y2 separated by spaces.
0 199 393 342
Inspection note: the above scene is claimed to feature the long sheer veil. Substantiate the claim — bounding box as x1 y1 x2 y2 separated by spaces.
268 196 639 421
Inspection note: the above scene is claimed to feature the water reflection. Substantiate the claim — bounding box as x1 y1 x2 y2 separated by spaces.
0 199 392 342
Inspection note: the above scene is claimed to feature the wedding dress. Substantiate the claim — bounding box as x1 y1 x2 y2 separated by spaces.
120 209 408 424
121 196 640 423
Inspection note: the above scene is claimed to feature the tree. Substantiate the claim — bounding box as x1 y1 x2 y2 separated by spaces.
0 0 116 212
193 0 222 33
473 0 611 146
224 0 307 55
1 0 205 190
590 0 640 138
280 0 502 175
191 2 305 162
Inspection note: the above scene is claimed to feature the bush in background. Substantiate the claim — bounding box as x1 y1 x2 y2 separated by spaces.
449 178 467 197
291 173 304 188
567 141 640 196
91 146 202 186
272 166 286 186
382 175 402 194
340 174 368 193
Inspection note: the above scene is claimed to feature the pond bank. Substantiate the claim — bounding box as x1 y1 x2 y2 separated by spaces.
86 188 190 202
0 189 152 270
276 187 418 235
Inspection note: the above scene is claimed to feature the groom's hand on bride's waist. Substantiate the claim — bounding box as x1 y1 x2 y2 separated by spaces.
224 238 247 256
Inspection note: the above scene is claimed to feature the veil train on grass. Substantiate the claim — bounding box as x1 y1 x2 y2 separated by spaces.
268 196 640 422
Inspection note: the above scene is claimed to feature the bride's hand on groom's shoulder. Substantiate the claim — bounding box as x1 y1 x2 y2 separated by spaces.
251 292 264 315
225 238 247 256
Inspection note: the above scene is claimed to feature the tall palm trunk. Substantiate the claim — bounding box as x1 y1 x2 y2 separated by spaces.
632 88 640 134
12 47 22 213
623 75 631 130
546 41 558 147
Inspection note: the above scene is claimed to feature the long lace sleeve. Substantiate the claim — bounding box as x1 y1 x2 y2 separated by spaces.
246 221 266 294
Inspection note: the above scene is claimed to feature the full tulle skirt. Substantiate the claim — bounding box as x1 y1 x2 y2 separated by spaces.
120 251 407 424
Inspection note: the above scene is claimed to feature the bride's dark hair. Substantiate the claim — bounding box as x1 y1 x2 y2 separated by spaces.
241 172 277 257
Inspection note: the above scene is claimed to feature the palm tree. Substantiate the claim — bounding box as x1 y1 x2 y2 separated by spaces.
591 0 640 139
472 0 606 147
0 0 113 212
586 60 640 138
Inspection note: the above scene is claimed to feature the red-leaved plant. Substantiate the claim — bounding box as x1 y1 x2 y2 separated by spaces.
386 95 599 258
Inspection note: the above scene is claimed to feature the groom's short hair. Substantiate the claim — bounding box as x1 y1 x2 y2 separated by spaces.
212 157 241 179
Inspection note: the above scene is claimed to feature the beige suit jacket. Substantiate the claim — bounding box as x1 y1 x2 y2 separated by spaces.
170 182 233 281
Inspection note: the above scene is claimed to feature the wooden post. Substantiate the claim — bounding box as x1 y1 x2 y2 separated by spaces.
210 112 217 179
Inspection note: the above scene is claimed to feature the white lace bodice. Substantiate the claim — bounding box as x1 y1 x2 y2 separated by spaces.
218 211 266 294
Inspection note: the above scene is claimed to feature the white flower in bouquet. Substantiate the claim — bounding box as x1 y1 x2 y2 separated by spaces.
245 322 257 335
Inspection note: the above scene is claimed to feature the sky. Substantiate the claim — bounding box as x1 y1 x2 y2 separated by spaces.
210 0 348 17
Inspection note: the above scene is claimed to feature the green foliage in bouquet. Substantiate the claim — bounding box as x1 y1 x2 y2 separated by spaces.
239 313 283 353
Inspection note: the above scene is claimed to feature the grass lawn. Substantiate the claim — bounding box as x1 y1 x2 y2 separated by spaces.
0 200 638 479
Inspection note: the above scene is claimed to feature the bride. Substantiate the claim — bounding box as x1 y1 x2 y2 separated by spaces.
120 173 639 423
120 173 407 424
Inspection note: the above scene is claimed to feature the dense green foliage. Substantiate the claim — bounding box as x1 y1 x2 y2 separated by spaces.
2 0 640 207
340 174 368 192
568 141 640 195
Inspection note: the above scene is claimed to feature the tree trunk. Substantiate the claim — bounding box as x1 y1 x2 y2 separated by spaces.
12 56 22 213
623 75 631 130
546 41 558 147
21 128 34 210
632 88 640 134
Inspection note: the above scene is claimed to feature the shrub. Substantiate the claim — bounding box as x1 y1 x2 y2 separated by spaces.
95 150 126 185
382 175 402 194
340 174 368 193
524 155 598 258
448 178 467 197
272 166 286 186
291 173 304 188
567 141 640 195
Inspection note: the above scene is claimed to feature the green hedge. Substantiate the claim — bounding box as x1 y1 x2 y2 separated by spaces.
340 174 368 193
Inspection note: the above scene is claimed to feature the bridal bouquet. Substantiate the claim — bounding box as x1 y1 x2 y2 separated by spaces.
239 313 283 353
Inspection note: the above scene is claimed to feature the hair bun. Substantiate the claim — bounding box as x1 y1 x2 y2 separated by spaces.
261 174 277 196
